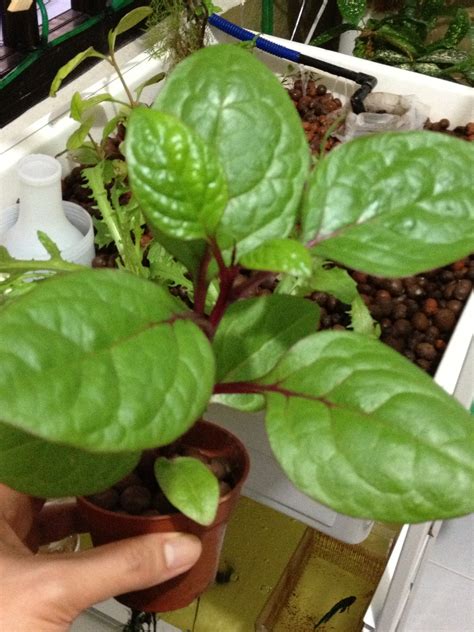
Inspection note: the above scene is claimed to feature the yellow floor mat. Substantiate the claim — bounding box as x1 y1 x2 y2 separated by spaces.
162 498 398 632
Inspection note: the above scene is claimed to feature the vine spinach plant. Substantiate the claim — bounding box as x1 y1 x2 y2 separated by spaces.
0 44 473 527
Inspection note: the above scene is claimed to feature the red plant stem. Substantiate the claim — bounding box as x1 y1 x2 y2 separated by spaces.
208 267 238 330
208 239 239 330
232 271 276 300
214 381 288 396
213 381 336 408
209 238 227 276
193 245 211 315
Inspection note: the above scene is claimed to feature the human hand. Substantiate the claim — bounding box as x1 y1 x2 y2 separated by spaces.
0 484 202 631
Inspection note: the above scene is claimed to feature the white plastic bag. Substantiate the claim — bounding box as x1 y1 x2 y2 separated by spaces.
336 92 430 141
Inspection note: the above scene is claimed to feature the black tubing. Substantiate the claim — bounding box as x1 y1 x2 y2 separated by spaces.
208 13 377 112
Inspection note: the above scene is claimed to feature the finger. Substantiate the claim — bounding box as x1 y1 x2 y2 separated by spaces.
39 532 202 616
36 501 88 546
0 484 43 539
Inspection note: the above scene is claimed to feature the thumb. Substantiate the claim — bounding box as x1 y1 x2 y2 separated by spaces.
42 532 202 617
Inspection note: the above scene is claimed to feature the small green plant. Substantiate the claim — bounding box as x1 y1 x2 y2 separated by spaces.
146 0 220 68
0 44 473 529
313 0 473 85
47 7 167 278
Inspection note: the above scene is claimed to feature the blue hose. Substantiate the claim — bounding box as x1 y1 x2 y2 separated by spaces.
208 13 300 62
207 13 377 113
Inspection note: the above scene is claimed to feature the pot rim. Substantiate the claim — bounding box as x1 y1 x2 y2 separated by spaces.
77 418 250 524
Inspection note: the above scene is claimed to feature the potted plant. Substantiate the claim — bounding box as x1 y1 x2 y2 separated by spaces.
0 41 473 616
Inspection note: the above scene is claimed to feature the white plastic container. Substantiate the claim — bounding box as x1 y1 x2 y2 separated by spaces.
0 154 94 266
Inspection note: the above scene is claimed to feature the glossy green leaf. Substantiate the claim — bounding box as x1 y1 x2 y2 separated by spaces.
50 47 106 97
0 423 139 497
262 331 474 522
213 294 319 384
337 0 366 26
0 269 215 452
154 44 309 258
126 108 228 240
154 456 219 525
108 6 153 52
240 239 312 277
302 132 474 276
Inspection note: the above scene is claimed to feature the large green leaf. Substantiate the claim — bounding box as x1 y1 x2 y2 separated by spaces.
301 132 474 276
154 456 219 525
0 423 139 498
153 44 309 259
213 295 319 383
262 331 474 522
126 108 227 240
0 269 215 452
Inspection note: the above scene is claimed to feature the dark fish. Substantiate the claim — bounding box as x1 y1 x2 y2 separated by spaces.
314 595 357 629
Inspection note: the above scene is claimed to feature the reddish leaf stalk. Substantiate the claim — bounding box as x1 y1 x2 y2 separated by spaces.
214 381 336 407
193 245 211 315
231 271 276 300
208 239 239 330
208 266 238 330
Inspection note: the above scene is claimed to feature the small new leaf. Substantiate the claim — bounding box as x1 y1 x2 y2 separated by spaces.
154 456 219 525
66 117 94 151
108 6 153 52
37 231 61 259
349 294 380 337
240 239 312 277
310 265 358 305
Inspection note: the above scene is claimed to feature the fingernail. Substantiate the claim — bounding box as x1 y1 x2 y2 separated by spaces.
163 534 202 570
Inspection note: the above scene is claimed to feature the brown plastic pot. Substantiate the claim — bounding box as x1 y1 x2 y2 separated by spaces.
77 420 250 612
